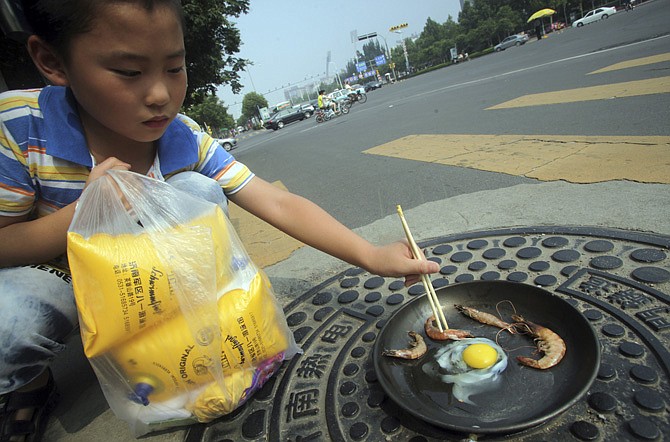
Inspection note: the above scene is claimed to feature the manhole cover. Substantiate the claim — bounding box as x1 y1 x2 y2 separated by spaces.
189 227 669 442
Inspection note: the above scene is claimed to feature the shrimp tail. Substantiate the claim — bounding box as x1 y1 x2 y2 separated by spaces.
382 331 427 360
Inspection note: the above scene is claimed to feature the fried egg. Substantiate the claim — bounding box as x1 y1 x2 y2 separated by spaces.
426 337 508 405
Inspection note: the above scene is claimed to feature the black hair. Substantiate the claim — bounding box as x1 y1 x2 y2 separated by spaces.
21 0 184 60
319 90 325 94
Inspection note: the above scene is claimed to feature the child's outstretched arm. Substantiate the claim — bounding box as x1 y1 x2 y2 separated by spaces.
229 177 439 286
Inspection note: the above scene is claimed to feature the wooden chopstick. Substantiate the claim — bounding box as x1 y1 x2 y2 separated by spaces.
396 205 449 332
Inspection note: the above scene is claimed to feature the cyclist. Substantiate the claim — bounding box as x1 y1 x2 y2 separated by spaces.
318 90 337 117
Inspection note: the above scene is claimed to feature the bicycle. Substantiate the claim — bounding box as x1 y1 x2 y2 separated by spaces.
315 104 349 123
347 91 367 105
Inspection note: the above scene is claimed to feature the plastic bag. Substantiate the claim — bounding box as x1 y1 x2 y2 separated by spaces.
66 170 300 436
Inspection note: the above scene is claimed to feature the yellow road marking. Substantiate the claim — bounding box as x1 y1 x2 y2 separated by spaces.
363 135 670 184
228 180 304 268
486 76 670 109
588 53 670 74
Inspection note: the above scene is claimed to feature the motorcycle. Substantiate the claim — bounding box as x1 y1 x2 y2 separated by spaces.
315 103 349 123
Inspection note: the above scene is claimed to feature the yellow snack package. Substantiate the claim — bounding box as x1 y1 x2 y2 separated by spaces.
68 206 232 358
108 272 292 405
66 171 300 436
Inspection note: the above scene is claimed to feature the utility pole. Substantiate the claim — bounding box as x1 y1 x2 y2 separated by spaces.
398 35 410 74
389 23 410 74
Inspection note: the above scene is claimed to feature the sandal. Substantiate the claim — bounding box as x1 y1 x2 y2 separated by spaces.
0 370 58 442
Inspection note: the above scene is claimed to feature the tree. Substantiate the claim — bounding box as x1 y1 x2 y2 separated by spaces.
184 94 235 134
181 0 250 108
341 40 388 80
240 92 269 122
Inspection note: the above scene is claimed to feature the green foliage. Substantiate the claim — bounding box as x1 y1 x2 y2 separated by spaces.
181 0 250 108
184 94 235 133
0 1 251 101
338 0 588 77
240 92 269 122
343 40 387 78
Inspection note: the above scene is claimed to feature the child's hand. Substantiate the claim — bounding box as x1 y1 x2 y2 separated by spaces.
367 241 440 287
85 157 131 188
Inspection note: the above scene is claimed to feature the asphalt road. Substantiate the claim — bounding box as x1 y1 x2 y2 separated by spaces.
233 0 669 231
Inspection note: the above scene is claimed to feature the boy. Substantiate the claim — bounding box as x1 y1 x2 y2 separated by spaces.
0 1 438 440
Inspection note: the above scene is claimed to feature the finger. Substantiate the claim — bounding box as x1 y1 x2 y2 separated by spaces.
97 156 131 170
111 162 131 171
419 259 440 274
404 274 420 287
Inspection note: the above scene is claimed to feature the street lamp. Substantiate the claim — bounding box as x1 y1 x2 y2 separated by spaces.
393 30 411 74
327 61 343 89
377 34 397 82
244 64 258 93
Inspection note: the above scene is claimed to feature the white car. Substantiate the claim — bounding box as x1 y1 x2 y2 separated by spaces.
327 89 350 103
216 137 237 151
350 84 366 95
572 7 616 27
329 87 365 103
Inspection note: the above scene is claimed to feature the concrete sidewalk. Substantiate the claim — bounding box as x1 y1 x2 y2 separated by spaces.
44 179 670 441
265 180 670 304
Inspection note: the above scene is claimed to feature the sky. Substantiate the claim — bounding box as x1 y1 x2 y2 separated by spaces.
216 0 464 119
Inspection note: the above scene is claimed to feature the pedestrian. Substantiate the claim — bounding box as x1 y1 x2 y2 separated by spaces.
0 1 440 440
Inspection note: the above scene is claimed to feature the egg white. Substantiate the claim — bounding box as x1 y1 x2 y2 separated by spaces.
431 337 508 405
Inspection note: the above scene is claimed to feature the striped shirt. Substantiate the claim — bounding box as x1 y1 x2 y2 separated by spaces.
0 86 254 219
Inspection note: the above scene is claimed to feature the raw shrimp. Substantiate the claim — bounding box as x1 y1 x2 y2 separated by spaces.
455 304 516 333
511 314 566 369
382 331 427 360
424 315 473 341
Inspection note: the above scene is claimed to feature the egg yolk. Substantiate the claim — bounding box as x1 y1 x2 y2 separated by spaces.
462 343 498 369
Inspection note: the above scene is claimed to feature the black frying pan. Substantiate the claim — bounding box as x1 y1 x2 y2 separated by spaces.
372 281 600 435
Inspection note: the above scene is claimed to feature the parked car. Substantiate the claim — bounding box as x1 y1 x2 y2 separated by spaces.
298 103 315 117
494 33 529 52
216 137 237 151
263 107 308 130
364 81 383 92
572 7 616 27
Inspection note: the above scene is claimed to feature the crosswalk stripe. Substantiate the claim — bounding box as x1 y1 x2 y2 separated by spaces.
363 134 670 184
588 53 670 74
486 76 670 109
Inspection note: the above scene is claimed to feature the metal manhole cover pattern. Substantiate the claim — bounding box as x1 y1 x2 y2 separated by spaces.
192 227 669 442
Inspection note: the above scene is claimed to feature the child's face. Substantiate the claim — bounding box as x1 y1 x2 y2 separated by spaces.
62 3 187 144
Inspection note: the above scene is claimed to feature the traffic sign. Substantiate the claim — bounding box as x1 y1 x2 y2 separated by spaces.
357 32 377 41
374 54 386 66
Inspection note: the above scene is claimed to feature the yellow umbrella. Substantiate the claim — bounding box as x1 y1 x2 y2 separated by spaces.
527 8 556 23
